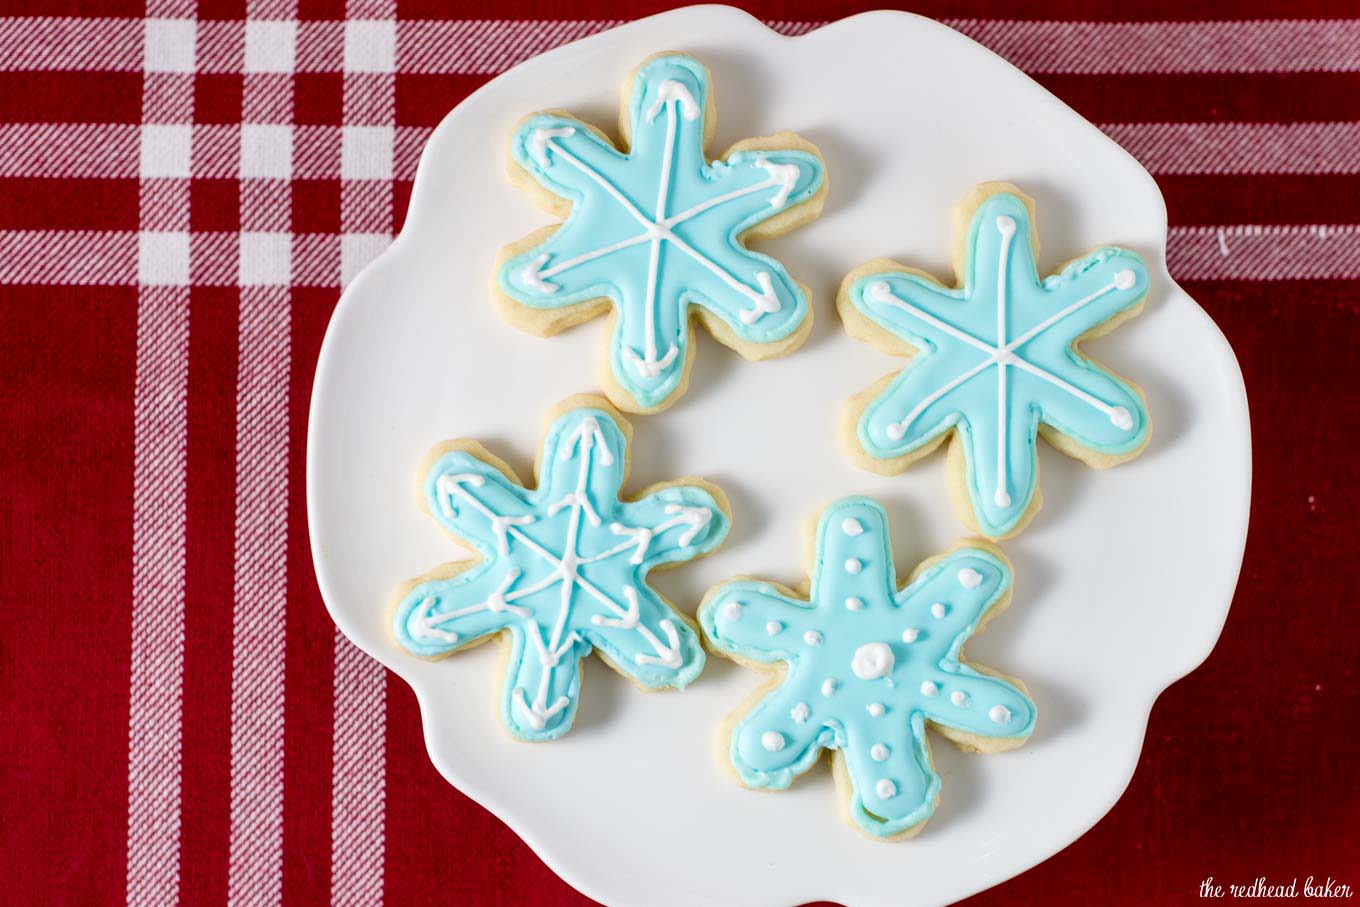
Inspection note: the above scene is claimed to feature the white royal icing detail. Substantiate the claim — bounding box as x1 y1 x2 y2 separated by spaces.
989 704 1012 724
950 690 970 707
958 568 983 589
901 627 919 643
930 602 947 619
756 157 801 208
761 730 786 752
723 600 744 621
646 79 701 122
845 596 864 611
821 678 839 697
841 517 864 536
790 702 811 724
804 630 823 646
765 620 783 636
875 779 897 799
845 558 862 575
528 125 576 166
867 702 885 718
850 642 894 681
920 680 939 697
870 743 889 762
1113 268 1137 290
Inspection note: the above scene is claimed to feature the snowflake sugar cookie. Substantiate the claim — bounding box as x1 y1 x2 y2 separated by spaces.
392 396 729 741
839 183 1151 538
700 497 1035 839
496 52 827 413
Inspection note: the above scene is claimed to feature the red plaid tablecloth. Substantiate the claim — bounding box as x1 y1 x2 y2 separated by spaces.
4 1 1358 904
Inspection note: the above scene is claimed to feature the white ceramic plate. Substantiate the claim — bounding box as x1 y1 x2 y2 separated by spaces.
308 8 1250 905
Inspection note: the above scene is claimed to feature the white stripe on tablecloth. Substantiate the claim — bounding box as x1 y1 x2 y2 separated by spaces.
1168 224 1360 280
5 18 1360 74
1102 122 1360 175
5 121 1360 180
330 636 387 907
9 225 1360 284
944 18 1360 74
328 6 392 904
126 10 193 904
227 1 295 901
227 286 292 907
126 284 191 907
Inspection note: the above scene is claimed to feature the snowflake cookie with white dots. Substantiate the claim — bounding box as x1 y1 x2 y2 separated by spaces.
699 496 1034 840
495 52 827 413
391 395 729 742
838 182 1152 538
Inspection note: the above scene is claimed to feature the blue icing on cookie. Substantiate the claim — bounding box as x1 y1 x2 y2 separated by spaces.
845 190 1150 537
498 53 825 410
393 403 727 741
700 497 1034 838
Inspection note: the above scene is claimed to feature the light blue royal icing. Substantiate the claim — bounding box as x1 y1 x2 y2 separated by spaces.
393 404 726 742
846 191 1150 537
700 497 1034 838
498 53 825 410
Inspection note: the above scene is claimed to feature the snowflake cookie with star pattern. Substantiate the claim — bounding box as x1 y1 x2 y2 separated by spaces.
700 496 1035 839
838 182 1152 538
391 396 729 741
495 52 827 413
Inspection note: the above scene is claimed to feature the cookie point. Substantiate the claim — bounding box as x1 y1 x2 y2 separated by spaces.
1110 405 1134 430
995 214 1017 236
884 421 906 442
1114 268 1137 290
994 489 1012 507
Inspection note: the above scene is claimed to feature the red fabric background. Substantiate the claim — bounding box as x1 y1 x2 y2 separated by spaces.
3 1 1359 904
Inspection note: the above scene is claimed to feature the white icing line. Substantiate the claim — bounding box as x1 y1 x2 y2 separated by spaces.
994 215 1015 508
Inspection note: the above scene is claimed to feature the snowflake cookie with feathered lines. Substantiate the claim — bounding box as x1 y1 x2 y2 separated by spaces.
391 397 728 741
700 497 1034 839
496 52 826 412
839 183 1151 538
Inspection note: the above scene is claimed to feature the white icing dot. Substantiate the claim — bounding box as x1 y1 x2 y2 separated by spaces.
761 731 786 752
885 422 906 442
920 680 939 697
958 568 983 589
867 702 885 718
803 630 823 647
845 596 864 611
790 702 811 724
723 601 743 620
931 602 947 619
1110 406 1134 430
851 642 895 681
844 558 862 575
870 743 889 762
996 214 1016 236
994 489 1012 507
867 280 892 302
821 678 839 697
901 627 919 643
1114 268 1136 290
989 704 1012 724
842 517 864 536
950 690 971 707
765 620 783 636
875 778 897 799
